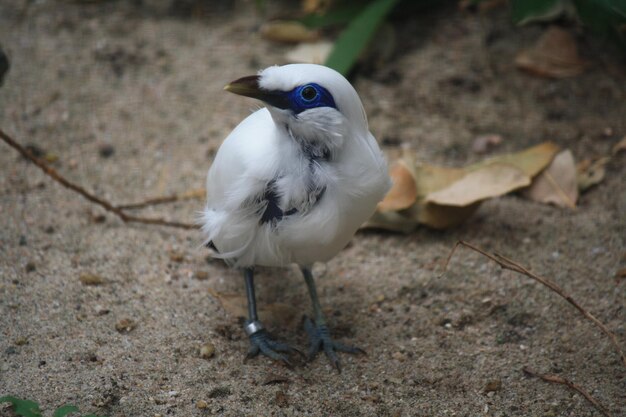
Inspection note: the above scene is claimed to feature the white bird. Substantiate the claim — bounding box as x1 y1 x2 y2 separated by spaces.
202 63 391 370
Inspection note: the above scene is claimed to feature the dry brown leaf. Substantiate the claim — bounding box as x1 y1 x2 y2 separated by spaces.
425 163 530 206
416 201 482 230
364 142 560 231
302 0 334 14
515 26 589 78
469 142 560 177
260 21 320 44
365 210 419 233
377 161 418 212
577 157 610 192
412 161 467 198
385 155 470 230
286 41 333 64
413 142 559 228
208 288 300 328
523 149 578 208
613 136 626 155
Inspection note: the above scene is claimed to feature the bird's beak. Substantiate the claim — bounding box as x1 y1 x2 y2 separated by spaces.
224 75 262 97
224 75 290 109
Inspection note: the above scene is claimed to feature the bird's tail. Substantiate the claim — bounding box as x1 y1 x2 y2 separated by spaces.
198 207 256 264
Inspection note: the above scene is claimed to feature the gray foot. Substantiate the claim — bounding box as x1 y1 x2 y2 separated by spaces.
246 327 299 367
304 316 365 372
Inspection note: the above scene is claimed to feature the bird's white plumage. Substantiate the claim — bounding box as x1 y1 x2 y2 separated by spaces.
202 64 391 267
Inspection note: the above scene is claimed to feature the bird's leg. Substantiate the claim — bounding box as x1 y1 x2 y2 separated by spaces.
301 266 365 372
242 267 298 366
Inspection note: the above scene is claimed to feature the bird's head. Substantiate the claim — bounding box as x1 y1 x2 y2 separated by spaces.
224 64 369 153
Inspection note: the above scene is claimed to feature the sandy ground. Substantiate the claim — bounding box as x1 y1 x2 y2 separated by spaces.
1 1 625 416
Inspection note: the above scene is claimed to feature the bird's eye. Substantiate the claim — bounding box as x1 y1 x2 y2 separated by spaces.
300 86 318 102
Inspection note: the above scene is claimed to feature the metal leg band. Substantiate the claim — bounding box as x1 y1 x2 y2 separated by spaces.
244 320 264 336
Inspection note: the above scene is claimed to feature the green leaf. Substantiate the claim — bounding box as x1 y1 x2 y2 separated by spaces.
510 0 571 25
0 396 42 417
53 405 79 417
573 0 626 46
324 0 400 76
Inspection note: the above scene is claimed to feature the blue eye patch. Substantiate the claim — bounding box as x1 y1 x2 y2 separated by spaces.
287 83 336 114
259 83 336 114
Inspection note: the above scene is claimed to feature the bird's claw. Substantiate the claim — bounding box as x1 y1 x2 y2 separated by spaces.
245 329 301 367
304 316 365 372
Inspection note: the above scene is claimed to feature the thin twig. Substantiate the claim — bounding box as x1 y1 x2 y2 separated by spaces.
1 128 198 230
116 188 205 210
442 240 626 369
523 368 613 417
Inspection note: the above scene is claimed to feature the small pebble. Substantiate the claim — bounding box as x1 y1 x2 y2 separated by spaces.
194 270 209 280
14 337 28 346
196 400 208 409
44 153 58 163
472 134 502 154
484 379 502 393
169 251 185 263
115 318 136 333
79 273 105 286
89 212 106 224
98 144 115 158
590 247 604 255
274 390 288 408
200 342 216 359
94 305 110 316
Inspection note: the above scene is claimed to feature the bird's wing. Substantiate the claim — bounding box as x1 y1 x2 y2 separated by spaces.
205 108 280 212
202 108 284 259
